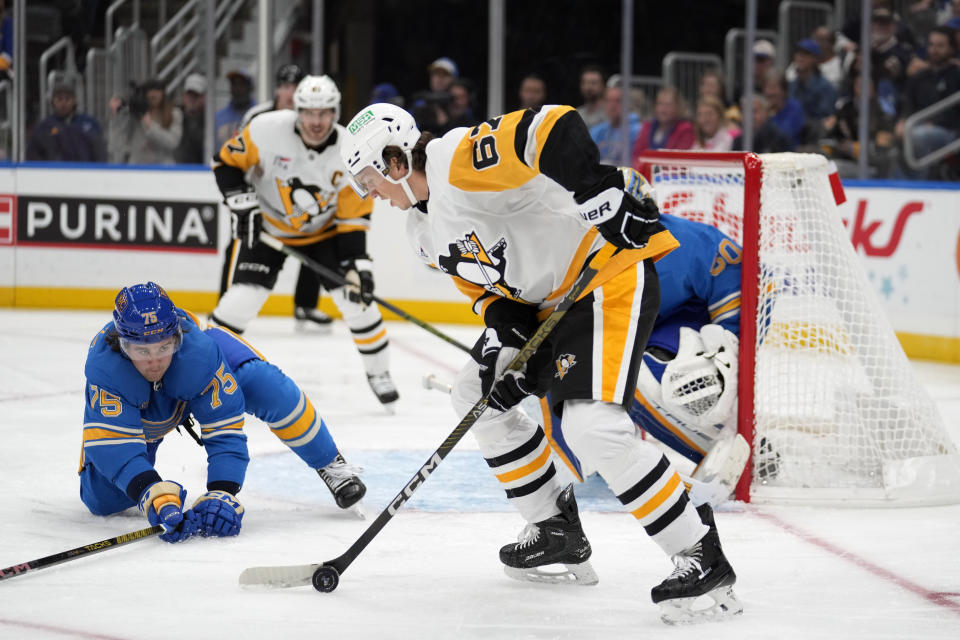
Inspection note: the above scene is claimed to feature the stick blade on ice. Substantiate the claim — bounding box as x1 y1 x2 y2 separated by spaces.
238 563 319 589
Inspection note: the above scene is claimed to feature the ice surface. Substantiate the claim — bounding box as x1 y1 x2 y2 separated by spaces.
1 310 958 639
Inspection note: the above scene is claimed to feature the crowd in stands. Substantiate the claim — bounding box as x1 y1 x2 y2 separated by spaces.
16 1 960 180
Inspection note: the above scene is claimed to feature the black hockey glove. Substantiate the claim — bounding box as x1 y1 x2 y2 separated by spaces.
341 256 375 306
225 190 262 250
578 169 662 250
472 324 546 412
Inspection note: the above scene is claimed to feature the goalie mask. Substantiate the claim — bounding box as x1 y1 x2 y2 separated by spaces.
340 102 421 206
659 325 739 432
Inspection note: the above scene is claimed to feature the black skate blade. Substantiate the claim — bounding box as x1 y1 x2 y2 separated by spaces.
658 585 743 625
503 561 599 586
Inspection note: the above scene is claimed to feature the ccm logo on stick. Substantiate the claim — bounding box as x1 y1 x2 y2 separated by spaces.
387 452 443 515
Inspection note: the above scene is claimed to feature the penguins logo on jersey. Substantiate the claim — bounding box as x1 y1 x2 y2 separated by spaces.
275 176 335 229
555 353 577 380
437 232 524 300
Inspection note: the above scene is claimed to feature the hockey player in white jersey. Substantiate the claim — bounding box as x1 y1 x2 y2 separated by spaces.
211 75 399 410
340 103 742 624
233 63 335 331
539 199 751 507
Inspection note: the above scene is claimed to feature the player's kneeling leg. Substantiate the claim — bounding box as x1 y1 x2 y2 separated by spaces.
192 491 244 537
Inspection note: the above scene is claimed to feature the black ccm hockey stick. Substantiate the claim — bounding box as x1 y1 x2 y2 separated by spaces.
238 243 617 592
0 525 162 582
257 233 471 354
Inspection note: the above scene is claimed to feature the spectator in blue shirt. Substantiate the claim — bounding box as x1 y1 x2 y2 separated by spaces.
762 69 805 148
590 82 641 165
26 75 106 162
789 38 837 123
215 69 255 150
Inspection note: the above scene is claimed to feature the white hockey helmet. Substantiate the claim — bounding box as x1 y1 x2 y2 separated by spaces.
293 74 341 120
340 102 421 201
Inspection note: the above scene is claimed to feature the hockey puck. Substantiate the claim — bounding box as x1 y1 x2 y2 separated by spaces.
312 565 340 592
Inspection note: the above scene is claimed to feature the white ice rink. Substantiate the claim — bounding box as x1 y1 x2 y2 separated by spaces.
1 309 959 639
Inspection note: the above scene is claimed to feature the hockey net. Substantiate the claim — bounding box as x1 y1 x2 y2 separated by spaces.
636 151 960 506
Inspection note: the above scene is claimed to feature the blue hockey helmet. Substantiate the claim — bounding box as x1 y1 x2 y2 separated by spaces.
112 282 182 347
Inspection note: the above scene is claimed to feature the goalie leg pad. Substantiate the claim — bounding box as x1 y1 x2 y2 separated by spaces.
692 434 750 492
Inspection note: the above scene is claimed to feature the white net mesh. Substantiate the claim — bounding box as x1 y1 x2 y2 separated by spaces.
645 152 960 505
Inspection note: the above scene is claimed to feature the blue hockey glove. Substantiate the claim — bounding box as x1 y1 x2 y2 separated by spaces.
191 491 244 537
138 480 198 543
341 257 375 306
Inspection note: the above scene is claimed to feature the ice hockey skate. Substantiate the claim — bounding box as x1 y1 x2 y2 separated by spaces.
651 504 742 625
499 484 598 586
317 454 366 511
294 306 334 333
367 372 399 412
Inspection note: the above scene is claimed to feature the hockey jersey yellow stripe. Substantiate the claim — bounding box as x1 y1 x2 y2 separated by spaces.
279 228 340 246
600 267 639 402
271 399 317 441
633 389 706 455
82 427 144 442
354 329 387 346
631 472 682 520
494 445 552 483
336 223 370 233
448 110 537 192
708 296 740 322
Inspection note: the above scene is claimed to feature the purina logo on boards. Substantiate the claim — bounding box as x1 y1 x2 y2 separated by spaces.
9 194 219 252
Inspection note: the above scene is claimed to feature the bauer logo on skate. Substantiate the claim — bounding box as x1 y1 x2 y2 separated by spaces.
14 194 218 252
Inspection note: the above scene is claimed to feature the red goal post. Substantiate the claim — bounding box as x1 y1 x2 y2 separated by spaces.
635 150 960 506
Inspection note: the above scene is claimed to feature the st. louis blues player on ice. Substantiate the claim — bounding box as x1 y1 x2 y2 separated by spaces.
79 282 365 543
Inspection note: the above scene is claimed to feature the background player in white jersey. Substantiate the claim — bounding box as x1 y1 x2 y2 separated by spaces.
340 103 742 624
210 75 400 410
234 63 336 332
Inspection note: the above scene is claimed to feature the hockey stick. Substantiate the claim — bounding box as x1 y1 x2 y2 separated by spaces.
239 243 617 592
257 233 471 354
0 525 162 582
422 373 453 394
